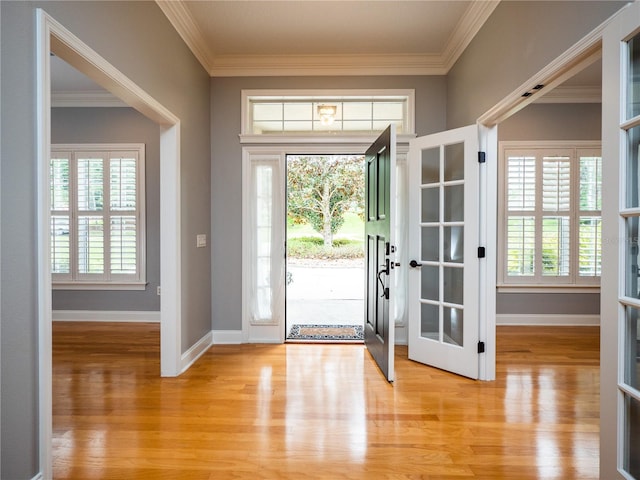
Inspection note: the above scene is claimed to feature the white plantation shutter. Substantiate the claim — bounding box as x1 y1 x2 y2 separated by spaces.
506 216 535 276
507 156 536 210
541 216 570 276
506 156 536 277
50 154 71 277
501 145 601 286
50 144 145 288
542 157 571 211
110 216 137 274
578 153 602 279
110 156 138 277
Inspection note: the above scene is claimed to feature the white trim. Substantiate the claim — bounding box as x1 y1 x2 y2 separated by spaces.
36 12 54 479
496 313 600 326
242 141 410 345
155 0 215 72
37 9 184 479
394 324 408 346
52 91 128 108
212 330 243 344
479 123 498 382
497 141 602 287
31 474 44 480
535 86 601 104
497 285 600 294
160 123 182 377
52 282 147 290
52 310 160 322
478 17 611 126
240 133 417 146
442 0 501 71
180 331 213 374
240 89 416 137
156 0 497 77
211 53 446 77
51 142 147 286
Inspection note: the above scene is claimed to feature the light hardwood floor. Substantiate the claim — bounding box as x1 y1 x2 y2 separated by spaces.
53 323 600 479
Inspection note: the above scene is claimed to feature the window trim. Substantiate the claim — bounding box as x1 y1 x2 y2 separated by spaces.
498 140 601 292
240 89 415 137
51 143 146 290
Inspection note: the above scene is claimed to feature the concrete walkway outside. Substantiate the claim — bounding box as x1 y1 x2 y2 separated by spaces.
286 260 364 337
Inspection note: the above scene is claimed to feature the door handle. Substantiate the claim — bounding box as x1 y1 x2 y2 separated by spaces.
409 260 422 268
377 259 390 298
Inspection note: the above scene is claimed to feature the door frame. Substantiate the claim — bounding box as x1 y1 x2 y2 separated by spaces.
600 2 640 477
36 10 183 478
241 139 411 344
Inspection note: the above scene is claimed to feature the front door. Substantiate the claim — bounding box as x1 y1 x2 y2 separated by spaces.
407 125 481 379
364 126 396 382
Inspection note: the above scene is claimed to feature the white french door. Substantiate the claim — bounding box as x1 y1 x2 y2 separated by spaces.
407 125 483 379
601 2 640 477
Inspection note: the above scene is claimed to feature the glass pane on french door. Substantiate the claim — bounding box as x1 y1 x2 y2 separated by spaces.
622 30 640 480
420 142 465 347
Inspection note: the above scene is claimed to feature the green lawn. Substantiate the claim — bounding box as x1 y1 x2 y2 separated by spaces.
287 211 364 241
287 211 364 259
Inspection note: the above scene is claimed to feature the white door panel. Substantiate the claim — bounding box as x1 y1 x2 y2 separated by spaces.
407 125 481 379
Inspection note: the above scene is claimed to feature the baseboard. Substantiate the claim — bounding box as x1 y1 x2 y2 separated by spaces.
212 330 243 344
52 310 160 322
496 314 600 326
395 324 408 345
32 473 44 480
180 331 214 374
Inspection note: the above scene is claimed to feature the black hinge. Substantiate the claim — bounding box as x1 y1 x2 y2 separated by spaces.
477 247 486 258
478 341 485 354
478 151 486 163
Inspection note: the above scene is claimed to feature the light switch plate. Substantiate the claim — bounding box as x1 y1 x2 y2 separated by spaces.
196 234 207 248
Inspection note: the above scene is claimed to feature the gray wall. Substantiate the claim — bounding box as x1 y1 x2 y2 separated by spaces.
211 76 447 331
447 0 626 128
51 107 161 312
449 0 624 316
1 2 211 478
497 102 602 315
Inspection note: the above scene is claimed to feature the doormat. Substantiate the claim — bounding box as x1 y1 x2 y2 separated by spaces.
287 324 364 342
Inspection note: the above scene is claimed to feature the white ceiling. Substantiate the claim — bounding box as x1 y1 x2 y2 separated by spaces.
51 0 601 105
157 0 500 76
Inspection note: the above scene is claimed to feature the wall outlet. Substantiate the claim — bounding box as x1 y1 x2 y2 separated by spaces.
196 234 207 248
156 286 161 296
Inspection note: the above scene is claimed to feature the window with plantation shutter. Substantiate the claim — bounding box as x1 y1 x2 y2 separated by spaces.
499 143 601 288
50 144 146 289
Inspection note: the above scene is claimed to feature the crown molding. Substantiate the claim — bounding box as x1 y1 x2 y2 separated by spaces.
534 85 601 104
157 0 499 77
442 0 500 71
52 91 129 107
210 53 446 77
156 0 216 72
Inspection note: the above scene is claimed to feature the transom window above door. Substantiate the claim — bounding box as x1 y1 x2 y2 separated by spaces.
241 90 415 136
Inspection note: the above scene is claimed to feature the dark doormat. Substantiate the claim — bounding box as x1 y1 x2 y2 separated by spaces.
287 324 364 342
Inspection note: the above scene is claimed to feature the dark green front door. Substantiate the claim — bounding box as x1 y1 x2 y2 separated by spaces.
364 126 396 382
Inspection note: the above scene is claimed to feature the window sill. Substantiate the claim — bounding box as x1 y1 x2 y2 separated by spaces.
52 282 147 291
497 284 600 294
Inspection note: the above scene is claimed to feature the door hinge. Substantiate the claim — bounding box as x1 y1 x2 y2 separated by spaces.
478 341 485 354
478 151 486 164
477 246 486 258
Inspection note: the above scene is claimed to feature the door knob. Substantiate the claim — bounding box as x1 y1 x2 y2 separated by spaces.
409 260 422 268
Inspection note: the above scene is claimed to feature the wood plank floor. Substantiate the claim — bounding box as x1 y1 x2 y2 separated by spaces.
52 323 600 479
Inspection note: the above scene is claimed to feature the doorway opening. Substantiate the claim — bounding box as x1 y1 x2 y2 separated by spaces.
285 154 366 342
